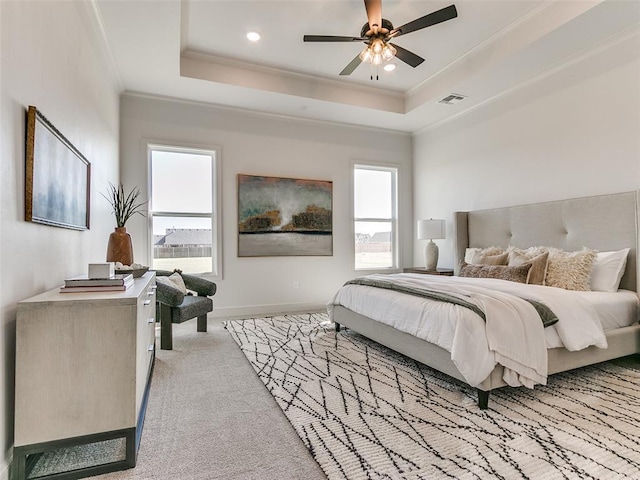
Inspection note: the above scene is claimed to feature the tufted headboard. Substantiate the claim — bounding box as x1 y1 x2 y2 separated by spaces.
453 190 639 293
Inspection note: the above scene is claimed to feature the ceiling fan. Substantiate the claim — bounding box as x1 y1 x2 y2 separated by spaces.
303 0 457 78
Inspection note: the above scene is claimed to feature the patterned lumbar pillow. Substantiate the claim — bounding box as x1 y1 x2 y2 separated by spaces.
459 262 532 283
544 247 597 291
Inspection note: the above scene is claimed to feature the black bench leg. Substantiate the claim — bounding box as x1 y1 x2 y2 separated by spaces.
160 303 173 350
477 389 490 410
197 314 207 332
335 322 341 332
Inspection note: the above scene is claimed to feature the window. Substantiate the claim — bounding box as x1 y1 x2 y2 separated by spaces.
354 164 398 270
149 145 220 276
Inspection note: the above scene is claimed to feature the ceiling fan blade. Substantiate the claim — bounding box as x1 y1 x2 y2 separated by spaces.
364 0 382 33
390 43 424 68
390 4 457 38
339 55 363 76
304 35 367 42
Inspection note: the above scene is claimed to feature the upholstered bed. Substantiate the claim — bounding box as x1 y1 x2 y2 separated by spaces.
329 190 640 409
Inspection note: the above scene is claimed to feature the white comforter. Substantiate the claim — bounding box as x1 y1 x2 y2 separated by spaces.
327 274 608 388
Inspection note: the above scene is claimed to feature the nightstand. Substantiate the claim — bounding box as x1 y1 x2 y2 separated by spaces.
403 267 454 276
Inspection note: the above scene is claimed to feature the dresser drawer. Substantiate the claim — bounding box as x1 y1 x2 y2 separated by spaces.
136 280 156 386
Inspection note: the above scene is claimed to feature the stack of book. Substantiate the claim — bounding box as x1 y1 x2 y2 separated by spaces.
60 273 134 293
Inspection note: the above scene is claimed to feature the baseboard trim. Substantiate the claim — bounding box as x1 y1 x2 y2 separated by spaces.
2 452 11 480
212 302 327 319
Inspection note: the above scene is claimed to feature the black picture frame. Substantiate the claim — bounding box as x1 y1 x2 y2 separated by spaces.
25 105 91 230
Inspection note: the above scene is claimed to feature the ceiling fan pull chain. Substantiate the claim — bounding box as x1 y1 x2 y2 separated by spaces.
369 64 380 81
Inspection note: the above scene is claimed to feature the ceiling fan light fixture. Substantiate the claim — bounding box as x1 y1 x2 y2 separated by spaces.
359 47 373 63
372 38 384 54
359 39 396 67
382 43 396 61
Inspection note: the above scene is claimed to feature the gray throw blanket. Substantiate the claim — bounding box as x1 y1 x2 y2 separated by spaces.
345 277 559 328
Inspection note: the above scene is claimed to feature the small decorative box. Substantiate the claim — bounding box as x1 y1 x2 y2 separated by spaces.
88 262 115 279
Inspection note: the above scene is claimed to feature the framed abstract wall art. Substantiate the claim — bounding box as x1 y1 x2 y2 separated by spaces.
237 174 333 256
25 105 91 230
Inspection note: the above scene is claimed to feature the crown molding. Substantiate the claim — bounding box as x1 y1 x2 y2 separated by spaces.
77 0 124 92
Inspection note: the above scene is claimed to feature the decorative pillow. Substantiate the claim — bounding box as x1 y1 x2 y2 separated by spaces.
156 272 187 295
459 262 531 284
476 252 508 265
545 248 597 291
508 251 549 285
464 247 507 265
590 248 630 292
507 245 549 258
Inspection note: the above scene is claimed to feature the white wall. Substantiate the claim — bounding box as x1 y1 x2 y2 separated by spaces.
120 94 413 316
413 33 640 269
0 1 120 477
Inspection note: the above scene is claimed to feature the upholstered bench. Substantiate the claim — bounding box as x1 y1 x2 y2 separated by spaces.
154 270 217 350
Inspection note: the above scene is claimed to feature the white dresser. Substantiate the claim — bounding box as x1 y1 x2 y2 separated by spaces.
13 271 156 480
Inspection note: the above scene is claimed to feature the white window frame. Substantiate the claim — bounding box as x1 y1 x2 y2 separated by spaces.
352 162 399 271
147 142 222 279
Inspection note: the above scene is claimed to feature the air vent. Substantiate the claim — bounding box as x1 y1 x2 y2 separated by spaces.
438 93 467 105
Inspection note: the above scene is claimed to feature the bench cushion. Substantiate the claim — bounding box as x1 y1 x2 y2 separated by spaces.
170 295 213 323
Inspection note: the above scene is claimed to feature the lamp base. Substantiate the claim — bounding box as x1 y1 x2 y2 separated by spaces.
424 241 439 271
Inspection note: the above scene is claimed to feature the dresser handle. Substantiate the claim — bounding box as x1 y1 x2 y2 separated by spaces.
151 285 157 290
147 291 155 296
148 344 154 352
148 317 155 323
144 300 151 306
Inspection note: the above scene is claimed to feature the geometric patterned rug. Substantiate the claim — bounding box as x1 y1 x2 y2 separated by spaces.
225 312 640 480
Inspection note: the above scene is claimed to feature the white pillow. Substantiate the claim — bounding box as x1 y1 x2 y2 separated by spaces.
464 247 505 264
156 272 187 295
590 248 630 292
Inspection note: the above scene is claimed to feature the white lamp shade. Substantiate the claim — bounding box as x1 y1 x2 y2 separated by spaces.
417 219 445 240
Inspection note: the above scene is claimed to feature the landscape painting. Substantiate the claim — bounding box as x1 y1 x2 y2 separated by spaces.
237 174 332 256
25 106 90 230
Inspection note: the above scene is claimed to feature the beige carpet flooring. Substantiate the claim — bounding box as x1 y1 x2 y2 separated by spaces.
93 315 327 480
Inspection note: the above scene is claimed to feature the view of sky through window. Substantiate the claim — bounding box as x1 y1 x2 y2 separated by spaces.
150 148 215 273
354 166 396 269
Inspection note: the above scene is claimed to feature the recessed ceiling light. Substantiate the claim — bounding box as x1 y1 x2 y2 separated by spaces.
246 31 261 42
383 63 396 72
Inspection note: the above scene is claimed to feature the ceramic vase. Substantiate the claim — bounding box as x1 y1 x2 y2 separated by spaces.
106 227 134 265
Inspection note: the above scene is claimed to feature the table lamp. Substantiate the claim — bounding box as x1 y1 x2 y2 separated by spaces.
417 219 445 271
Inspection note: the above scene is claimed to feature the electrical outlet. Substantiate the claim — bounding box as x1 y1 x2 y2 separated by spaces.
292 282 299 290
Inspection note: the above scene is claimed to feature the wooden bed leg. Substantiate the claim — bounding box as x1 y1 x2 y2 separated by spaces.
477 389 489 410
335 322 341 332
